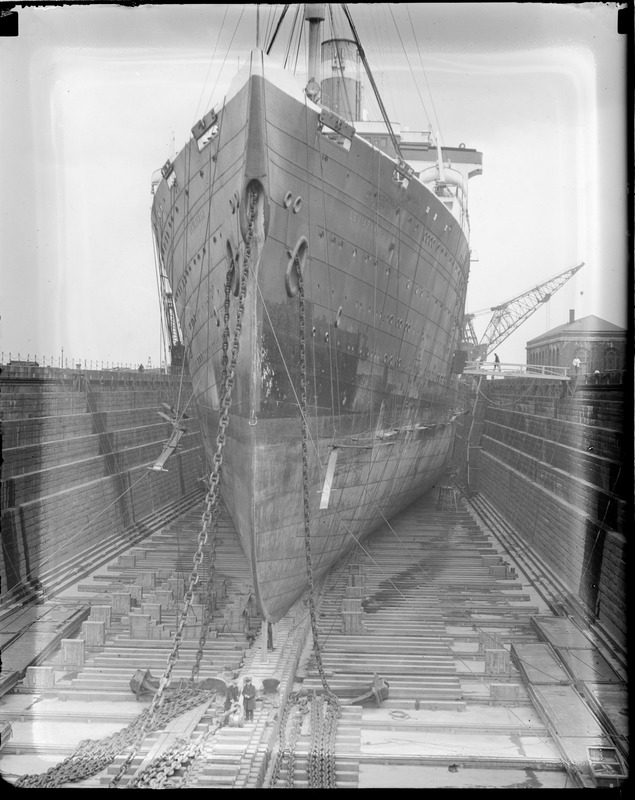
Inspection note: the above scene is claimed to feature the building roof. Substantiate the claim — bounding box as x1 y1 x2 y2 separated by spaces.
527 315 626 345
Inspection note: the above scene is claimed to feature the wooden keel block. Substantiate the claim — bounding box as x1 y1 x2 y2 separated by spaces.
61 638 85 668
490 682 519 703
167 577 185 602
142 603 162 622
111 592 131 615
342 612 365 634
90 605 112 628
129 614 153 639
484 648 510 675
155 590 174 608
82 620 106 647
478 631 503 654
129 585 144 603
185 603 204 639
341 598 365 634
25 666 55 689
138 571 156 589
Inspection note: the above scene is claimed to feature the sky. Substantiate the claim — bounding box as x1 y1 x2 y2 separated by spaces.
0 2 629 367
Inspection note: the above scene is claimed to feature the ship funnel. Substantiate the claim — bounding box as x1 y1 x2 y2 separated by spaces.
321 38 362 122
305 4 326 98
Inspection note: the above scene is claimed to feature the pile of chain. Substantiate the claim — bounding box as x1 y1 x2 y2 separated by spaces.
13 684 215 789
15 186 262 791
307 694 340 788
126 737 202 789
269 691 310 787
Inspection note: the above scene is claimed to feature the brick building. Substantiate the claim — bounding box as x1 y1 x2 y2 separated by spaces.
526 312 626 375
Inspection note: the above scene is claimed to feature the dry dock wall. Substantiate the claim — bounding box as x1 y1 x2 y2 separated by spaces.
455 377 626 651
1 366 205 601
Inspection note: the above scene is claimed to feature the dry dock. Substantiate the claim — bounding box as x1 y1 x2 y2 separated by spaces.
0 491 627 789
0 365 627 789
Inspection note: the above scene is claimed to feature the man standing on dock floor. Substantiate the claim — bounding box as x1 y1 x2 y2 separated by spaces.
242 677 256 721
494 353 501 371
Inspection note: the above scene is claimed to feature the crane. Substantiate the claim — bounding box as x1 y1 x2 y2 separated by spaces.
461 262 584 360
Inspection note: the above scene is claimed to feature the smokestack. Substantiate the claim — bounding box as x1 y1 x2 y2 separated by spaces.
569 309 575 324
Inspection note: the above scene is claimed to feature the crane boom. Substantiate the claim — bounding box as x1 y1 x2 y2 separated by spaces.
463 262 584 358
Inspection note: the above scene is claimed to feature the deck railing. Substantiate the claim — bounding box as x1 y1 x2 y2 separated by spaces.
465 360 570 378
1 353 162 372
464 361 624 385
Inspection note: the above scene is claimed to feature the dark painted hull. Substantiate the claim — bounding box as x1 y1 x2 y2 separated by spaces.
152 51 471 621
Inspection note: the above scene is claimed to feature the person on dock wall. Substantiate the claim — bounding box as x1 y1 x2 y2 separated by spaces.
242 677 256 721
494 353 501 371
572 356 581 375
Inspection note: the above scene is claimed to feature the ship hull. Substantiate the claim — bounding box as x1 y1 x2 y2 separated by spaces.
152 51 471 621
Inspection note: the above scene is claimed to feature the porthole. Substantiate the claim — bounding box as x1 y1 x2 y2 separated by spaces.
335 306 343 328
283 191 293 209
292 196 303 214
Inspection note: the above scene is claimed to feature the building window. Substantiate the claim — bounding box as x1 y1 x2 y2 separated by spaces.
604 346 618 371
574 348 588 372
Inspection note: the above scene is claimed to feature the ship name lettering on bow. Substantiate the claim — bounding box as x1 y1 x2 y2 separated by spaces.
187 208 205 235
349 210 374 230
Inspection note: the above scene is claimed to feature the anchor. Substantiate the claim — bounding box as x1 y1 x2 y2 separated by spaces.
338 673 390 707
129 669 228 701
148 404 189 472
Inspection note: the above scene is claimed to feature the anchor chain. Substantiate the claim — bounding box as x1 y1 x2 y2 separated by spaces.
15 188 261 790
127 737 202 789
110 186 260 785
307 694 323 787
297 270 341 788
269 692 310 787
127 710 223 791
13 684 214 788
190 263 233 682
